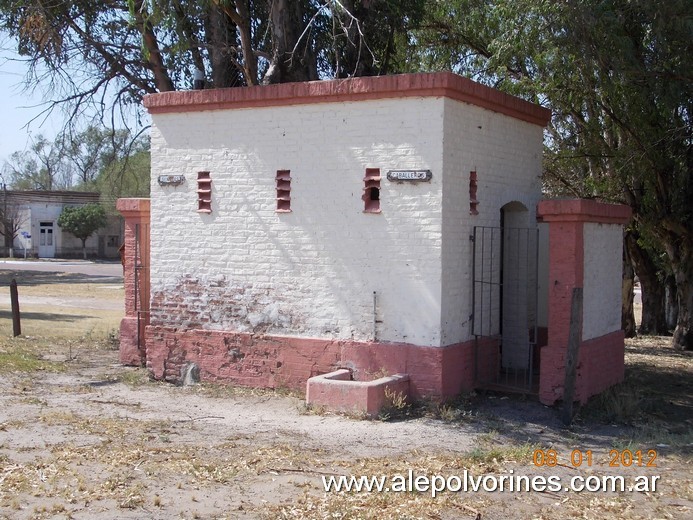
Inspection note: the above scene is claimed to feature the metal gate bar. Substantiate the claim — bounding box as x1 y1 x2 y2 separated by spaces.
134 223 150 351
473 226 539 393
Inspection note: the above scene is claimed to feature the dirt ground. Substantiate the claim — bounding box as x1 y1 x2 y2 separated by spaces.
0 265 691 519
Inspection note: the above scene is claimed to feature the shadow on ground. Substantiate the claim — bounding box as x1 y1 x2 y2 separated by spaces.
408 340 693 457
0 309 91 322
0 270 122 286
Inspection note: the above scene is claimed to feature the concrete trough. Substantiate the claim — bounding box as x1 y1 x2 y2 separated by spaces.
306 369 410 417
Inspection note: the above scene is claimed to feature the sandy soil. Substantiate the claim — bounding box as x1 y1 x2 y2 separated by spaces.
0 264 690 519
0 341 691 520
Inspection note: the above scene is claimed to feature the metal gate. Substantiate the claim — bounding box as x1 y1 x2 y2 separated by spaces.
472 226 539 393
134 222 150 351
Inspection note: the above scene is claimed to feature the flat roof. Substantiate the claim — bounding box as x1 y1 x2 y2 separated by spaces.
144 72 551 127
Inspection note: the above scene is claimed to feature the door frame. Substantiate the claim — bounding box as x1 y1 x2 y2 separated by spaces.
38 221 56 258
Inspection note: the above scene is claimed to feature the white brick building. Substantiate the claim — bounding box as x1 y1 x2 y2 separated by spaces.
123 73 628 406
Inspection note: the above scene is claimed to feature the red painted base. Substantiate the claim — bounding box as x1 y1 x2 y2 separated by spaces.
119 317 144 366
145 326 490 399
539 330 625 405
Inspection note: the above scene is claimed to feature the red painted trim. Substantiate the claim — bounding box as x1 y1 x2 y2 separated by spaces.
539 330 625 405
144 72 551 127
144 325 480 400
537 199 631 224
538 199 628 405
116 198 151 218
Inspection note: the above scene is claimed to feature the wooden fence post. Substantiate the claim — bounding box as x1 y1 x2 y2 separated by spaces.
561 287 583 425
10 278 21 337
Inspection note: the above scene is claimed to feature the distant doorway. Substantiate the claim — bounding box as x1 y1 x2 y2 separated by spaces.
473 202 538 392
39 221 56 258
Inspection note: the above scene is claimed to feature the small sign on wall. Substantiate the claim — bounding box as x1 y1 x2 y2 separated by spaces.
158 175 186 186
386 170 432 183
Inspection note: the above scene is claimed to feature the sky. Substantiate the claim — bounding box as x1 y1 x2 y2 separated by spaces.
0 46 63 168
0 37 147 180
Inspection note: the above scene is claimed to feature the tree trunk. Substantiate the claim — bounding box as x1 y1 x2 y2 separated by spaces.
621 235 636 337
210 0 258 85
665 239 693 350
625 231 667 334
264 0 317 84
134 1 175 92
81 238 87 260
665 275 678 331
338 0 376 77
204 3 244 88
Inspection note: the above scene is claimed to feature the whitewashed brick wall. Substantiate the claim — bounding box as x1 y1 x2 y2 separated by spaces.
150 97 445 346
440 98 544 345
149 95 544 348
583 223 623 340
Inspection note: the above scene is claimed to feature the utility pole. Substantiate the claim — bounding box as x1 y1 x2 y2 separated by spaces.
1 180 9 257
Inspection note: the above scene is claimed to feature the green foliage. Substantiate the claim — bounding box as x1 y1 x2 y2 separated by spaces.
2 0 690 345
57 203 107 242
64 126 132 185
3 135 69 190
0 349 66 373
415 0 693 348
94 149 151 214
2 126 145 192
0 1 429 102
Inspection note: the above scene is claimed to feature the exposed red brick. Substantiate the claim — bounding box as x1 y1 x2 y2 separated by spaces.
539 331 625 405
538 199 628 405
117 198 151 366
144 326 485 400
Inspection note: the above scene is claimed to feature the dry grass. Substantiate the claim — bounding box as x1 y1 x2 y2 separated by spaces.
0 269 691 519
0 336 690 519
3 280 123 300
0 268 123 340
0 306 122 341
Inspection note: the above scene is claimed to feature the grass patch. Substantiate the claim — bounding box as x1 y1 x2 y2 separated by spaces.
190 380 303 400
466 442 535 467
378 387 411 421
0 346 67 373
579 380 646 424
0 307 123 340
0 332 119 374
0 270 123 340
580 336 692 427
115 368 152 387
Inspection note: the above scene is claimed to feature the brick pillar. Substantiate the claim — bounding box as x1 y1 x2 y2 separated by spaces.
116 198 151 366
536 200 631 405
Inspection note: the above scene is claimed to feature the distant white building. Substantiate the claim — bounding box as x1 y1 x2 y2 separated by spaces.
1 190 122 259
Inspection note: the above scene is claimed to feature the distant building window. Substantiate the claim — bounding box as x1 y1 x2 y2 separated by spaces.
363 168 381 213
197 171 212 213
276 170 291 212
107 236 119 247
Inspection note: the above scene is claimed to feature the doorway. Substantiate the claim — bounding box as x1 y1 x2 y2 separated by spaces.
39 221 56 258
473 202 538 392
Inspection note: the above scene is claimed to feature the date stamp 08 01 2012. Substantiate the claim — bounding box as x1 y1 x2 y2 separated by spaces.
532 449 658 468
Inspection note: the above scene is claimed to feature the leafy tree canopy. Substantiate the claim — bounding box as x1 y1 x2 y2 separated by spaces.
2 0 691 348
413 0 692 349
57 203 108 259
0 0 426 130
2 126 148 192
